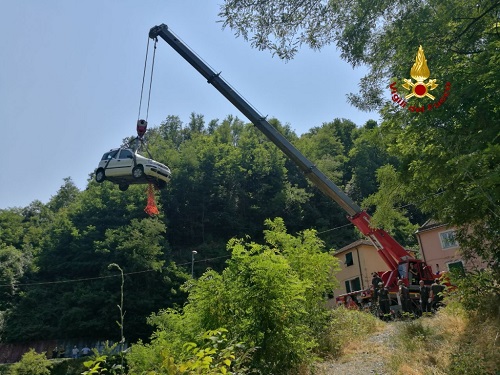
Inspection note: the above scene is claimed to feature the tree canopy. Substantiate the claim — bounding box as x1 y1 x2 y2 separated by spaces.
219 0 500 268
1 115 387 343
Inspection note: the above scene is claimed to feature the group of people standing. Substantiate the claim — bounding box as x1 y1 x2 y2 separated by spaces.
371 271 446 319
51 345 92 359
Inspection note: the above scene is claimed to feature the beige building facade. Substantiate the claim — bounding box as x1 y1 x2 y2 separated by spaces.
332 239 390 298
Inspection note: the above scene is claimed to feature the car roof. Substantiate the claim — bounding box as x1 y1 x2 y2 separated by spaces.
107 147 134 152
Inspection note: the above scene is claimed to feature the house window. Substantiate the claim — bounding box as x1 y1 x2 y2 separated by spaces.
439 230 458 249
447 260 465 276
345 277 361 293
345 252 354 267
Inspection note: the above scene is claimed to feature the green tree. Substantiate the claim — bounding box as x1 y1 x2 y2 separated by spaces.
293 119 362 248
345 121 393 203
137 218 339 374
0 245 28 310
162 116 294 265
219 0 499 267
47 177 80 212
2 180 187 342
0 209 25 248
296 120 348 186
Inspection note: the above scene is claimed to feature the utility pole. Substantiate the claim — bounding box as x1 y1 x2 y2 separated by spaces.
191 250 197 278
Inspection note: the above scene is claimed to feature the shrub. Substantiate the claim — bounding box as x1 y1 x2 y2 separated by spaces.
447 268 500 318
127 219 340 374
9 349 52 375
126 328 253 374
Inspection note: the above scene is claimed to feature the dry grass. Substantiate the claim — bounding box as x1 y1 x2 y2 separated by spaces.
313 299 499 375
388 302 500 374
339 322 388 360
321 306 385 358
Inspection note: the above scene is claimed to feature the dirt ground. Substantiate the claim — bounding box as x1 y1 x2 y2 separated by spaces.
315 323 397 375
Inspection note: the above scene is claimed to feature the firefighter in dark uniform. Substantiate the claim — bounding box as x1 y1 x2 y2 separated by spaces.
431 278 446 311
371 272 383 305
378 282 391 320
419 280 431 314
398 279 410 313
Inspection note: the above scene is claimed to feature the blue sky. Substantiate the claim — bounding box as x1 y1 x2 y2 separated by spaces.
1 1 378 209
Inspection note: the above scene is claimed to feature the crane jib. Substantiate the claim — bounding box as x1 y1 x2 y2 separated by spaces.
148 23 442 298
149 24 362 217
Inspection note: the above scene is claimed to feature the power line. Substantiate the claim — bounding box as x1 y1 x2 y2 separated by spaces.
0 190 450 289
317 222 353 234
0 255 232 289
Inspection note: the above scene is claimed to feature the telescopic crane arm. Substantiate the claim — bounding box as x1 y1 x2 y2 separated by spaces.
149 24 415 274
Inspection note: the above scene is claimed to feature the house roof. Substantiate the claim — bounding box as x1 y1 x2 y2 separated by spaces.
334 238 417 257
334 239 372 255
415 218 447 233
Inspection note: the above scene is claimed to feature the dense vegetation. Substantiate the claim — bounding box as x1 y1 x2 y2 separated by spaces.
1 0 498 372
0 116 399 344
220 0 500 270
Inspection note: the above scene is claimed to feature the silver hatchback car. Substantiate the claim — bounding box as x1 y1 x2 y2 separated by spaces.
95 148 171 191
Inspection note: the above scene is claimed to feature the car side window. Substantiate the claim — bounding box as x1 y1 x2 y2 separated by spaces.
119 150 133 160
102 150 118 161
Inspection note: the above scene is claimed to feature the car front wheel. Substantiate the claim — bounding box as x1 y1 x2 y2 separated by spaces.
132 165 144 179
95 168 106 183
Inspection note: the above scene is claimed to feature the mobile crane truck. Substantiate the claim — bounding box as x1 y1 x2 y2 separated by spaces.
148 24 436 314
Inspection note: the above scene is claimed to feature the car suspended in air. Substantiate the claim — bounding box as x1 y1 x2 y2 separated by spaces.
95 147 171 191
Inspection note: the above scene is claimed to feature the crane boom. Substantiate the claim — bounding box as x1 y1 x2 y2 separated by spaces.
148 24 416 275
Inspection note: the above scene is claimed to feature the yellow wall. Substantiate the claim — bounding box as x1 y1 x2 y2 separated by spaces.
332 242 390 298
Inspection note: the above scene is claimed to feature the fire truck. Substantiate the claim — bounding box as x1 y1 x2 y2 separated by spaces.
148 24 436 313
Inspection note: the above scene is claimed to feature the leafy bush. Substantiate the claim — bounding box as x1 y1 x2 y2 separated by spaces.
49 359 86 375
126 328 253 374
127 218 340 374
447 268 500 317
9 349 52 375
80 342 127 375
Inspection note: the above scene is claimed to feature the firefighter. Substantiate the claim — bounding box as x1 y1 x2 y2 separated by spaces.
419 280 431 314
371 272 383 288
398 279 410 313
371 272 383 305
430 278 446 311
378 282 390 320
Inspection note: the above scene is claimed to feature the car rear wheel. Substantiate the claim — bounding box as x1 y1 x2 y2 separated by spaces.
95 168 106 183
132 165 144 179
119 183 129 191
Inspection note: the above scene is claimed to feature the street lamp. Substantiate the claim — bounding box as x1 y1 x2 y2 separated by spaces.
191 250 197 278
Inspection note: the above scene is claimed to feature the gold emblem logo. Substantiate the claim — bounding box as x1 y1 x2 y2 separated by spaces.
402 46 438 100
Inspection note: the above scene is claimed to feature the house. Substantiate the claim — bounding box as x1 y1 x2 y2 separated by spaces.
331 239 390 298
414 219 487 275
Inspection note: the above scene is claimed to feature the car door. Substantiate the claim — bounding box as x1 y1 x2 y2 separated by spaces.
106 149 134 177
